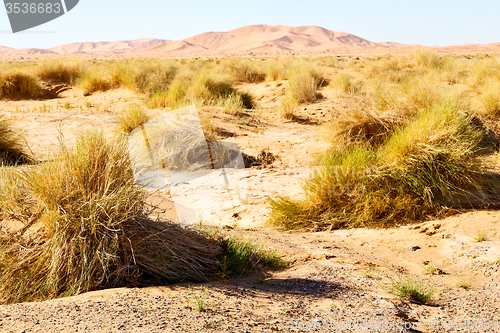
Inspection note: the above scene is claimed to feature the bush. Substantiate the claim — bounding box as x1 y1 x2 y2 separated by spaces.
78 68 120 95
278 92 298 119
412 48 445 69
219 58 265 83
323 109 404 149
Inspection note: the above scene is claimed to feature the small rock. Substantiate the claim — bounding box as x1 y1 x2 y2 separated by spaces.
407 245 421 251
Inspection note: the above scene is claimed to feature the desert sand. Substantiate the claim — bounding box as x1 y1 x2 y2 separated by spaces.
0 63 499 331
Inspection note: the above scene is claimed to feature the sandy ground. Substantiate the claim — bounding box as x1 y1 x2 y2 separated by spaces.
1 80 500 332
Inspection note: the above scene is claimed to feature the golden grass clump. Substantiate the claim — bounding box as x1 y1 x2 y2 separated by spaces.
219 58 265 83
269 101 495 230
323 109 404 148
117 104 152 133
277 62 324 119
118 59 179 94
0 130 223 304
78 68 120 95
36 59 83 84
412 48 446 69
0 116 32 165
278 93 298 120
0 71 41 99
330 72 362 96
478 78 500 118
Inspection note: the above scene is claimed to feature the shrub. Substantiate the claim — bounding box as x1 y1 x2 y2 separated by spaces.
323 109 404 149
219 58 265 83
412 48 445 69
78 69 120 95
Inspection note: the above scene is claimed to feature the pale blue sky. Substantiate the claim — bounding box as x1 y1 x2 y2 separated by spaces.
0 0 498 49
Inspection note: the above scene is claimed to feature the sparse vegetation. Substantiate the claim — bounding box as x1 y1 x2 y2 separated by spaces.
200 227 286 278
382 275 435 304
278 92 298 119
471 226 489 242
36 59 82 84
330 72 361 96
454 277 475 289
424 262 445 275
220 233 287 277
361 268 380 279
188 286 209 312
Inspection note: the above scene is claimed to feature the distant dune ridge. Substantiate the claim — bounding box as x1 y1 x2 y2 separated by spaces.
1 24 499 58
141 25 409 55
48 38 171 54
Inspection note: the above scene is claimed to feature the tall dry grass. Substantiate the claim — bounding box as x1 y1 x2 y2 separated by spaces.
0 130 223 303
117 104 152 133
269 101 496 230
0 71 41 99
36 59 83 84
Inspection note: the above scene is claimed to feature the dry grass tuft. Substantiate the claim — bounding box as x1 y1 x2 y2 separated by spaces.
219 58 265 83
412 48 446 69
0 116 33 165
36 59 82 84
323 109 404 148
269 101 495 230
330 73 362 96
0 130 222 304
117 105 152 134
0 71 41 99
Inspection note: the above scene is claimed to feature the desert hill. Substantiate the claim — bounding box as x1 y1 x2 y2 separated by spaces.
1 25 500 59
143 24 401 56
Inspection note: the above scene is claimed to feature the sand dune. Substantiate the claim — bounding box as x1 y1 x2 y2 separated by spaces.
0 47 57 57
49 38 169 54
175 25 381 55
1 25 499 59
144 40 207 54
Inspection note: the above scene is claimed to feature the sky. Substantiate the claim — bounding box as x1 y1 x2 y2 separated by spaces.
0 0 499 49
